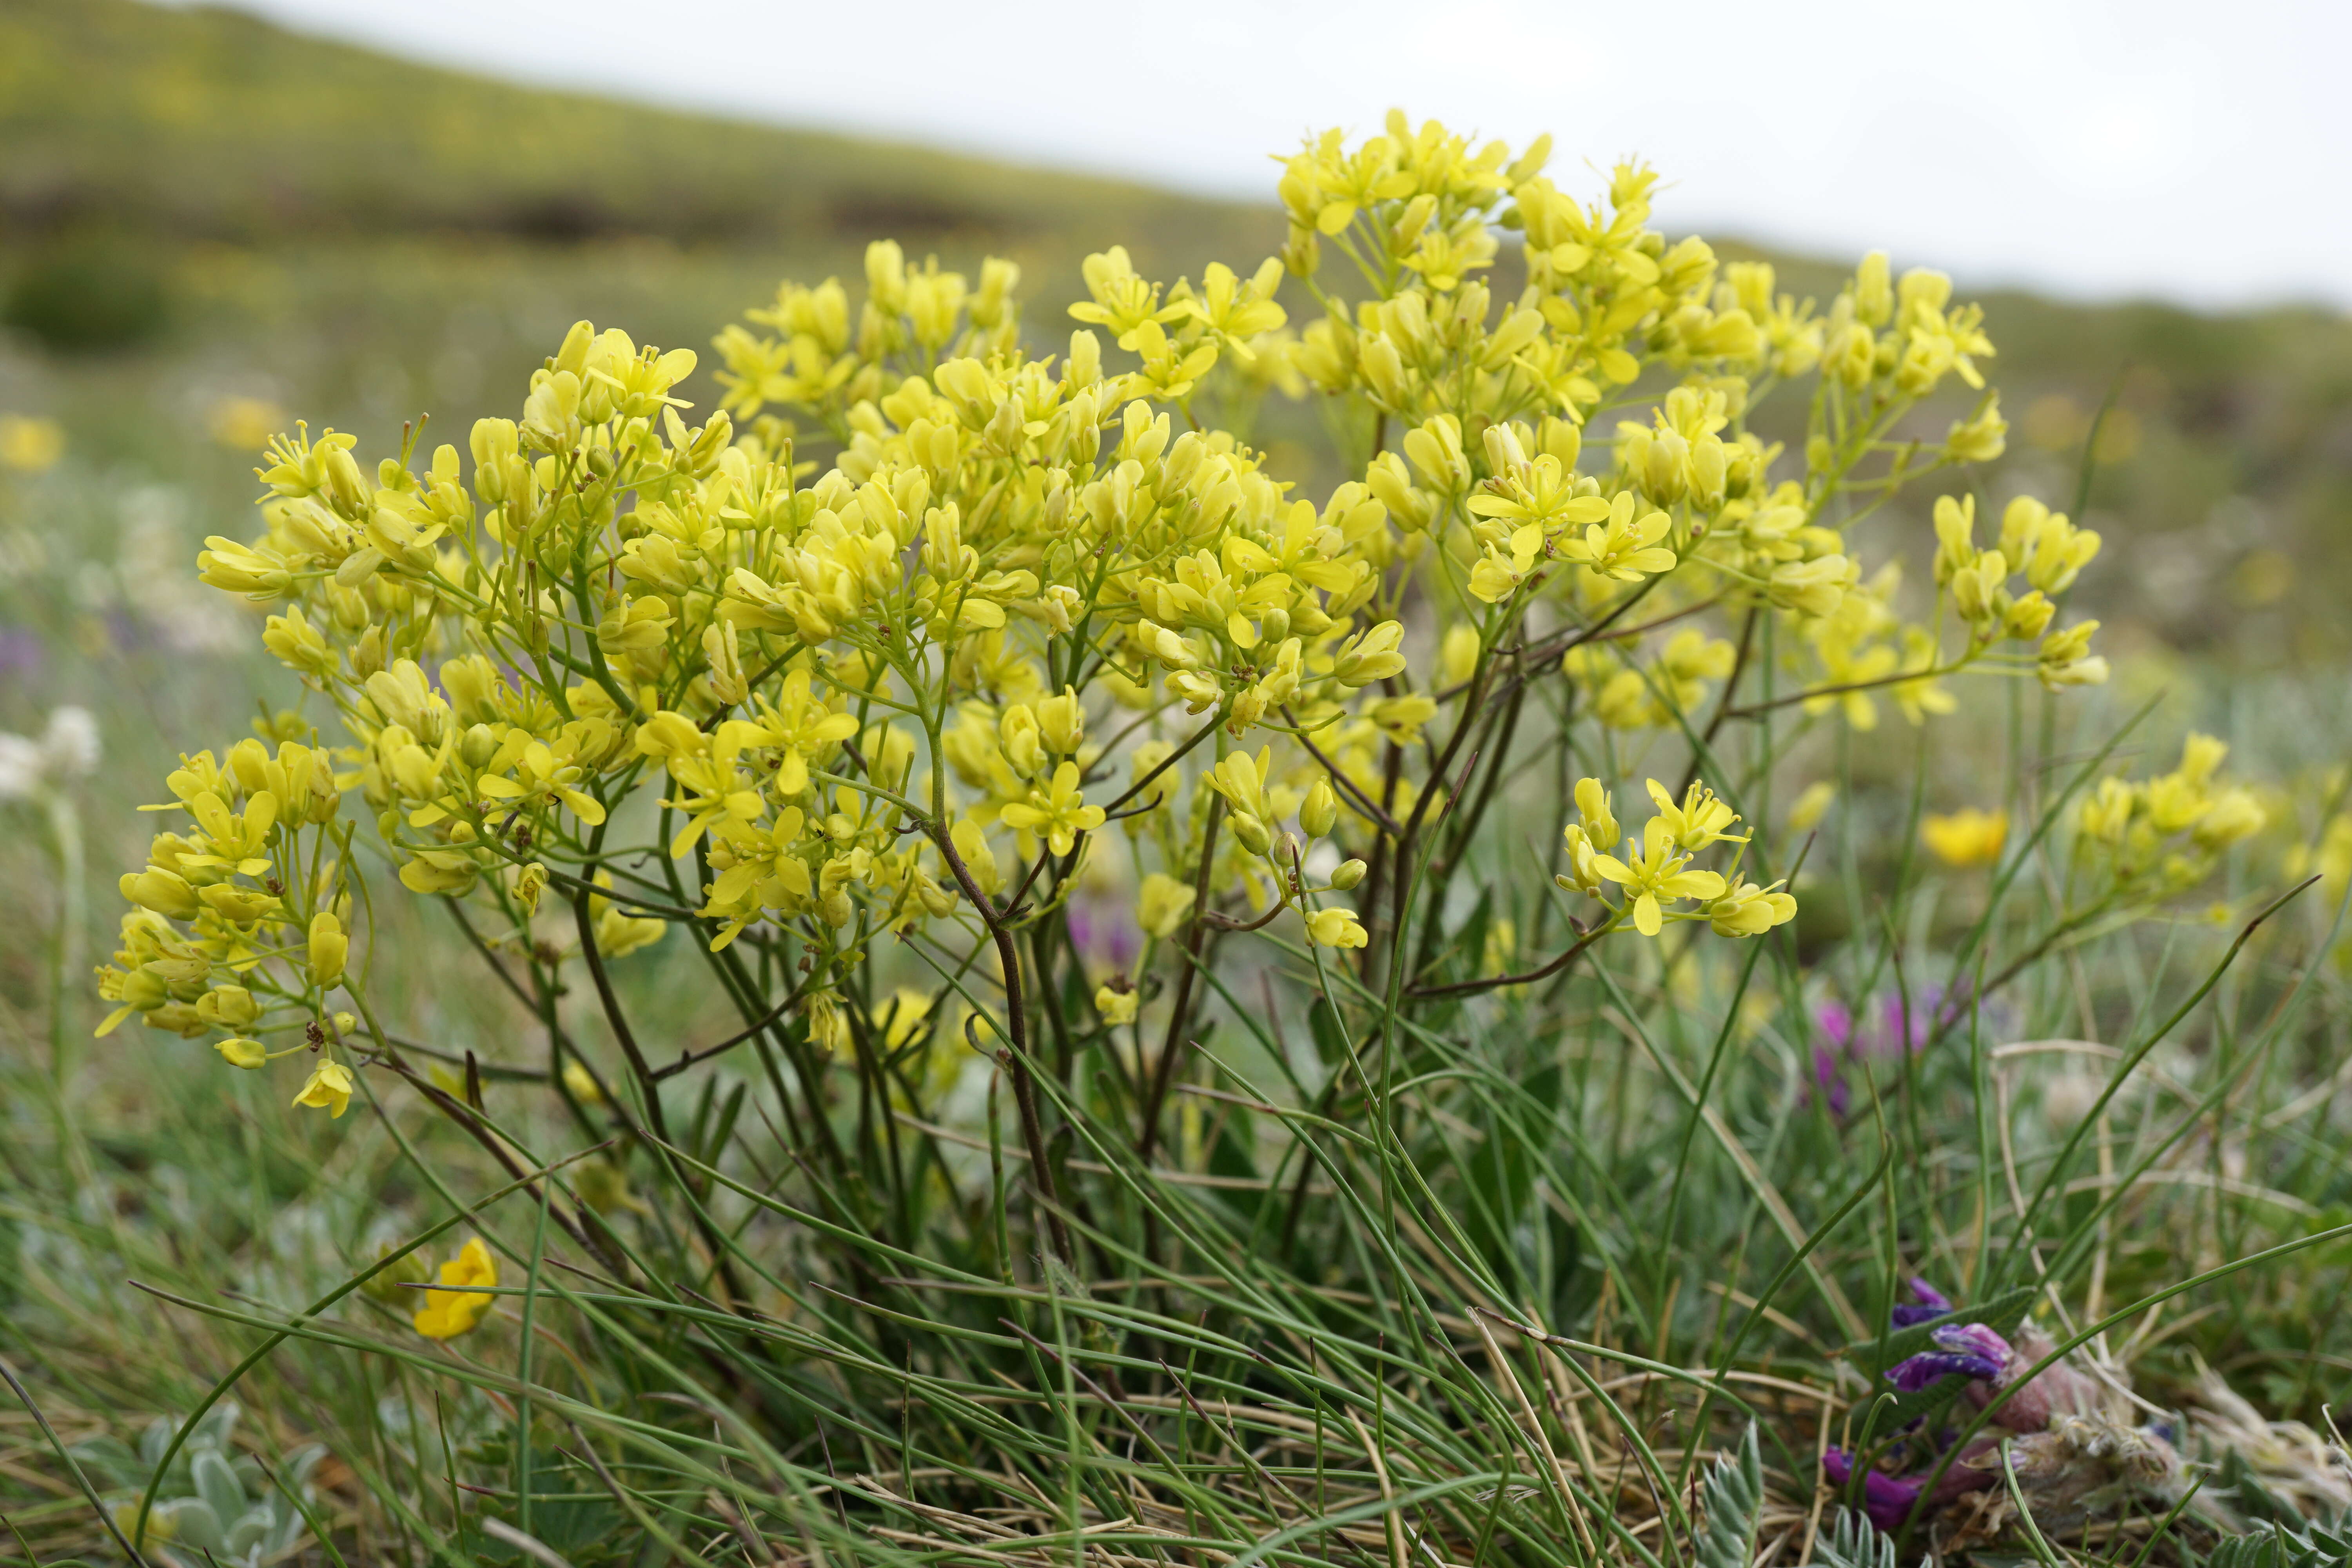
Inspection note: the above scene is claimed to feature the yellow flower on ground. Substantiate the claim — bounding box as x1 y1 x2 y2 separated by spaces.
412 1237 498 1340
292 1058 355 1118
1922 808 2007 868
0 415 64 473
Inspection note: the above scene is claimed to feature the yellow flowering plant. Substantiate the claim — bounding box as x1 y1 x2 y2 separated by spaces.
81 111 2324 1565
94 112 2167 1245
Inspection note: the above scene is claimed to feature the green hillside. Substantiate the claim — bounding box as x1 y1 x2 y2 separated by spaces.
0 0 1272 255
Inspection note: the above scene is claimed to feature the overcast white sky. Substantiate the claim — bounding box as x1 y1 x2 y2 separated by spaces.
179 0 2350 310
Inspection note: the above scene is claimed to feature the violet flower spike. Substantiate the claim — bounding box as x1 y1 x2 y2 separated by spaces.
1889 1276 1954 1328
1885 1321 2013 1393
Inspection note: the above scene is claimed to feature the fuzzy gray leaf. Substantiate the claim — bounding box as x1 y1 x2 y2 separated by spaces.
1697 1424 1766 1568
1808 1507 1896 1568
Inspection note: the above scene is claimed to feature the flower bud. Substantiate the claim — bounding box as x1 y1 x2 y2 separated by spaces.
1037 687 1084 756
360 1243 431 1305
1330 857 1368 890
309 911 348 989
1229 811 1273 856
460 723 499 770
198 984 258 1029
214 1036 267 1070
1300 777 1339 838
121 868 200 922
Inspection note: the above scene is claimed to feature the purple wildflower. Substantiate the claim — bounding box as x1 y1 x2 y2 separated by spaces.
0 627 43 682
1887 1322 2011 1392
1823 1448 1927 1532
1889 1277 1953 1328
1810 1045 1851 1118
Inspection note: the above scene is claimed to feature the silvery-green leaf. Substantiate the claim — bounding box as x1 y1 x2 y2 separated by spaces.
286 1442 328 1488
139 1416 175 1473
163 1496 225 1553
192 1448 246 1526
225 1505 272 1557
192 1400 241 1451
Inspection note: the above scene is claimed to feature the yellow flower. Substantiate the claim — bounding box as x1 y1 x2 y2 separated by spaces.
208 396 286 451
1786 781 1836 833
1705 879 1798 938
0 415 64 473
1136 872 1197 938
880 987 935 1051
1555 492 1676 582
1094 982 1139 1025
1305 907 1368 948
412 1237 498 1340
1922 808 2007 868
561 1059 605 1103
998 761 1107 856
1592 818 1728 936
292 1058 355 1118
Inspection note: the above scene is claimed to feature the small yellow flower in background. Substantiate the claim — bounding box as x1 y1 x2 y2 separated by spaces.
574 1157 647 1216
1786 781 1837 833
1922 807 2007 868
1094 981 1139 1025
208 395 287 451
561 1058 605 1103
412 1237 498 1340
880 987 935 1051
292 1058 355 1118
0 415 64 473
1136 871 1197 938
214 1036 266 1069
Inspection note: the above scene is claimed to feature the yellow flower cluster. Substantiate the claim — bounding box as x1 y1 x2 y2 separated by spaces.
2078 734 2266 896
98 113 2147 1114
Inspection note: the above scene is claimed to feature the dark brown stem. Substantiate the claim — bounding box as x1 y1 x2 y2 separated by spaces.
570 883 671 1147
1723 659 1963 720
1409 916 1600 1000
649 982 810 1081
930 822 1074 1265
1137 796 1224 1164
